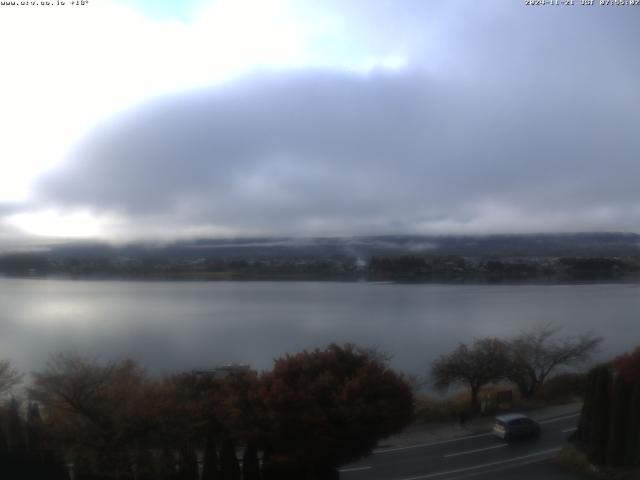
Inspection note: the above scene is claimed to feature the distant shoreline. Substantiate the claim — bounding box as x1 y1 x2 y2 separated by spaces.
2 271 640 285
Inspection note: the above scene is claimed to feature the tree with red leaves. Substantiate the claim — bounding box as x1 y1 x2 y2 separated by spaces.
259 343 414 480
613 346 640 384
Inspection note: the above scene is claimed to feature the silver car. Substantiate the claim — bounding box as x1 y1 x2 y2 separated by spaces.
493 413 541 441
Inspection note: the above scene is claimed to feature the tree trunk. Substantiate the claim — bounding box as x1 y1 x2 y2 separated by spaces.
201 436 218 480
219 437 240 480
158 448 178 480
576 367 598 448
470 384 480 412
241 444 260 480
625 382 640 466
177 446 199 480
588 365 612 466
524 379 538 399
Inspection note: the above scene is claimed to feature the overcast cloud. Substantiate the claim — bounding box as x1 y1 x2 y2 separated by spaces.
2 1 639 241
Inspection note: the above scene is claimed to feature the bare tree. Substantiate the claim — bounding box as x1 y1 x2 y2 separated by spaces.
506 324 602 399
0 359 22 397
431 338 510 411
30 352 151 450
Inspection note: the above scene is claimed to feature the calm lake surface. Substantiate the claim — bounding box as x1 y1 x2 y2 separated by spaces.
1 277 638 380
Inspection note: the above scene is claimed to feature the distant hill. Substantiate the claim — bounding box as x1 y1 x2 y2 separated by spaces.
2 233 640 281
32 232 640 260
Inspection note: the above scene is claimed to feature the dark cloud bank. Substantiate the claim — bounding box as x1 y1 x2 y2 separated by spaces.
36 2 640 239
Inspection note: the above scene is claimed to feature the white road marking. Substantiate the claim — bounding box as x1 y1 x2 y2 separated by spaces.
538 413 580 424
375 412 579 455
562 427 577 433
435 454 566 480
375 433 494 454
443 444 508 458
339 466 372 473
396 447 562 480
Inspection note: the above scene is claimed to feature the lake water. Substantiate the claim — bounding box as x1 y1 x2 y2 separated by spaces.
1 278 638 382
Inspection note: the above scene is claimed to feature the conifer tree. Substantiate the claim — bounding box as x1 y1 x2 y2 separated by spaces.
242 444 261 480
201 436 219 480
158 448 178 480
73 450 95 480
135 446 156 480
7 398 26 456
177 446 199 480
626 383 640 466
587 365 611 465
0 421 13 478
219 436 240 480
606 374 630 466
613 346 640 466
576 367 598 448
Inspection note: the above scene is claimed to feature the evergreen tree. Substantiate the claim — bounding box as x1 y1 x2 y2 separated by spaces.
7 398 26 455
177 446 199 480
576 366 598 448
134 447 156 480
260 450 275 480
219 437 240 480
116 449 135 480
613 346 640 466
242 444 260 480
625 381 640 466
25 401 70 480
73 450 96 480
24 402 43 479
42 450 72 480
201 436 219 480
5 398 28 478
606 374 630 466
158 447 178 480
0 421 14 479
588 365 611 465
0 426 8 462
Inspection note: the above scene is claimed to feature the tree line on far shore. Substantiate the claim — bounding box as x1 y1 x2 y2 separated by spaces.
2 251 639 281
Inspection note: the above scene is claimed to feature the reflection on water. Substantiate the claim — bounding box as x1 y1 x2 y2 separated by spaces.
0 277 638 378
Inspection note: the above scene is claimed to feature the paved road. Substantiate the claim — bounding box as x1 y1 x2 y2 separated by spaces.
339 413 581 480
461 459 589 480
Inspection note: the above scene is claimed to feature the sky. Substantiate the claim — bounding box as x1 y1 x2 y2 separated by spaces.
0 0 638 245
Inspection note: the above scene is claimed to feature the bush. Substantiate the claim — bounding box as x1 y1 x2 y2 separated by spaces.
413 395 465 423
537 373 587 403
555 444 599 478
557 444 640 480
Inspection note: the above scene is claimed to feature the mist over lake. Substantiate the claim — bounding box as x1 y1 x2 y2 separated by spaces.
1 277 637 381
